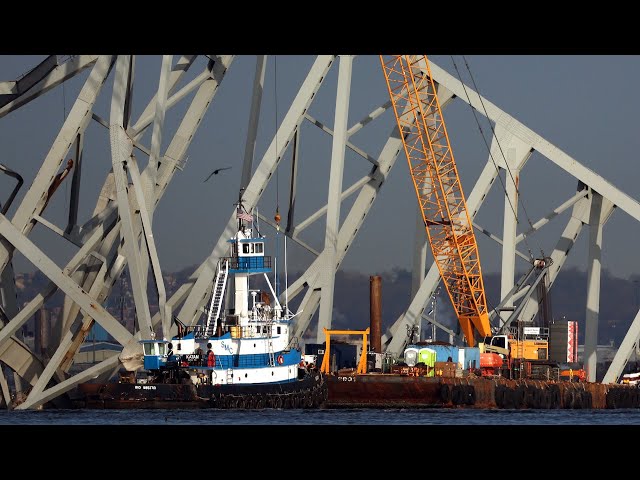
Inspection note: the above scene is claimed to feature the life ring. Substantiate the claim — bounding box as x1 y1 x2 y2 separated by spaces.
277 355 284 365
299 361 306 368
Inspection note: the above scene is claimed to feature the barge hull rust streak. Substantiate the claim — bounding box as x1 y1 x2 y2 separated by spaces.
324 374 631 409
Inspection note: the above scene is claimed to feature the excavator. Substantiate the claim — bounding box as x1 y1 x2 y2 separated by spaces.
379 55 491 348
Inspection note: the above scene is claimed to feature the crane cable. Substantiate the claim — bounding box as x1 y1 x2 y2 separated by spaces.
273 55 281 298
449 55 545 262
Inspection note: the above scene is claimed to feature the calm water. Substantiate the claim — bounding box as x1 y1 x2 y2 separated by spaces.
2 407 640 425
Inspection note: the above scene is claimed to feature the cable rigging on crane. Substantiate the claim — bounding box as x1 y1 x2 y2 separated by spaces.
380 55 553 351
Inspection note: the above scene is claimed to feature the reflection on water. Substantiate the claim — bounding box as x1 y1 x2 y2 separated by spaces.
1 407 640 425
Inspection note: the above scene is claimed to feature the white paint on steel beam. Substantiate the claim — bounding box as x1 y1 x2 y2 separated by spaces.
316 55 353 343
604 309 640 384
241 55 267 191
293 176 370 235
428 60 640 224
0 336 44 388
128 55 198 140
26 261 110 403
515 189 589 245
109 55 154 339
91 112 152 156
0 214 133 346
177 55 335 326
584 192 615 382
473 220 532 263
146 54 173 198
0 281 57 352
517 192 590 325
290 275 322 342
411 208 428 298
131 57 232 141
255 213 320 256
346 100 393 137
0 55 114 276
128 156 170 338
0 55 99 118
16 354 121 410
0 82 16 95
57 63 234 364
0 366 10 409
304 113 379 167
291 78 429 347
497 126 533 325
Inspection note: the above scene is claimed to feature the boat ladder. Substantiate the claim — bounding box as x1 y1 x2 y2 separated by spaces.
266 318 275 366
205 259 229 336
227 368 233 385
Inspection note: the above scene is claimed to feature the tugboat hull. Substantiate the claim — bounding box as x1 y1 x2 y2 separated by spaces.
74 371 327 409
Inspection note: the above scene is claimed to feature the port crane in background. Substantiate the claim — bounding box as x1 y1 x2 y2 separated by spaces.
380 55 491 347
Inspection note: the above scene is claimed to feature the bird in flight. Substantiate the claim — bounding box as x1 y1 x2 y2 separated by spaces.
203 166 232 182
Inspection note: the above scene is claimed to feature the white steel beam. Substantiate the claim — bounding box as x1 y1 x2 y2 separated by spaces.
129 55 198 139
515 190 589 245
584 192 615 382
0 365 9 409
496 125 533 326
24 260 109 403
0 55 114 277
304 113 379 167
55 59 235 368
604 311 640 384
0 214 133 346
109 55 154 339
177 55 335 326
428 60 640 224
0 55 99 117
517 189 591 324
316 55 353 343
16 354 121 410
241 55 267 191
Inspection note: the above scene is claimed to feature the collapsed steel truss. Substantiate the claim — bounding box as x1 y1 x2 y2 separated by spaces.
0 55 638 410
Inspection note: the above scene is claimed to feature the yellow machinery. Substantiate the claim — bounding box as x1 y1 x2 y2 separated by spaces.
380 55 491 347
320 328 369 375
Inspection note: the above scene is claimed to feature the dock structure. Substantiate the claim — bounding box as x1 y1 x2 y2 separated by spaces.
0 55 639 410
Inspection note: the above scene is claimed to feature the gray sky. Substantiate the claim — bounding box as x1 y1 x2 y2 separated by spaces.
1 55 639 280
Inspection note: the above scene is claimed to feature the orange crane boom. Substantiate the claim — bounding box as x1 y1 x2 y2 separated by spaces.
380 55 491 347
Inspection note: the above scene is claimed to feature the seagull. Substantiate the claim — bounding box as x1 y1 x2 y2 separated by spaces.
203 166 232 182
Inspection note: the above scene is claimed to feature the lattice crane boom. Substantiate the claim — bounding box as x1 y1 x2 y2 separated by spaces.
380 54 491 347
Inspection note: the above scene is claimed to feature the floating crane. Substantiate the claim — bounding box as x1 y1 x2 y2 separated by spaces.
380 55 491 347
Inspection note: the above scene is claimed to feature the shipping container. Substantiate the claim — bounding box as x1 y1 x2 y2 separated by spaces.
424 344 459 364
459 347 480 370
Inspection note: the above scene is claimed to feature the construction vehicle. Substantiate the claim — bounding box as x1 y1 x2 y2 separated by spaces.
380 55 491 348
380 56 569 382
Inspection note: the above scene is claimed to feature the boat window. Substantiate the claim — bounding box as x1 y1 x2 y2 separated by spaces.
277 327 281 335
157 343 167 355
254 242 263 254
143 343 154 355
243 243 250 254
177 343 181 351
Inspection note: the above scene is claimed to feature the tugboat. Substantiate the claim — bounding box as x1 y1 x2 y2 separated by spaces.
76 191 327 409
